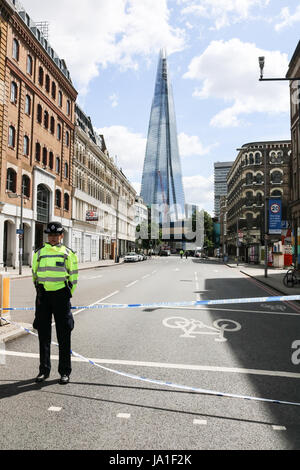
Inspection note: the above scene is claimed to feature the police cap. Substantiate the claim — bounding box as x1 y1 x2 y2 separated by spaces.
44 222 65 234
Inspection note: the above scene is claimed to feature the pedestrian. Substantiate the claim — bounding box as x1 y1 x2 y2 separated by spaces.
180 250 184 259
32 222 78 385
185 251 188 259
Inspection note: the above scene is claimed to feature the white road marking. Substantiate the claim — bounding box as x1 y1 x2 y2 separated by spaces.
272 426 286 431
126 280 139 288
193 419 207 426
73 291 120 317
2 350 300 380
48 407 62 412
158 306 300 317
142 275 150 279
117 413 131 419
194 272 201 302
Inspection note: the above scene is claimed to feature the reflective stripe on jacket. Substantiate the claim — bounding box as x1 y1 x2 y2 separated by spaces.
32 243 78 295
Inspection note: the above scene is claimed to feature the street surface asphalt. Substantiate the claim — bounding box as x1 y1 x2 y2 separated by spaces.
1 256 300 450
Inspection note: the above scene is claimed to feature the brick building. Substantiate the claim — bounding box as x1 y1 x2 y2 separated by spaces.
226 140 291 263
0 0 77 268
286 41 300 266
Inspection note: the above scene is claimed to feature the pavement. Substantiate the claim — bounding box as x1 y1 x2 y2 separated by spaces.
0 256 298 344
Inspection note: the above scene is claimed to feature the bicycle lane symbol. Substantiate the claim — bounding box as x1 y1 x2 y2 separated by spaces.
162 317 241 343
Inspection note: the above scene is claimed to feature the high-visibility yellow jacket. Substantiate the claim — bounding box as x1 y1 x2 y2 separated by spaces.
32 243 78 295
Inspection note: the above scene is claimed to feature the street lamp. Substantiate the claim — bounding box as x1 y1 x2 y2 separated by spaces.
258 56 300 81
8 191 24 275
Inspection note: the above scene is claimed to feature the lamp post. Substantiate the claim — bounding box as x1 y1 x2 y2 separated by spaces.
258 56 300 81
8 191 24 275
115 196 119 263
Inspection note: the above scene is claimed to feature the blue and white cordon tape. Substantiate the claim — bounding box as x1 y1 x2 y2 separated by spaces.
1 293 300 408
1 293 300 311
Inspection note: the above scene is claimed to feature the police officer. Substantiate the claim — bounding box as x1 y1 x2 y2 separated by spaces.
32 222 78 385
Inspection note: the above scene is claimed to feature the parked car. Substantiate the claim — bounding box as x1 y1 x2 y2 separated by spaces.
160 250 171 256
124 252 139 263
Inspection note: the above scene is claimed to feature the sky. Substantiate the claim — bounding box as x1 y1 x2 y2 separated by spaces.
21 0 300 216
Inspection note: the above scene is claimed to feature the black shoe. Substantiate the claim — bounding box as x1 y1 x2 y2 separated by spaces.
35 373 50 383
59 375 70 385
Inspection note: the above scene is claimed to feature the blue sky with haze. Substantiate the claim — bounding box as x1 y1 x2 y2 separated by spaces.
21 0 300 215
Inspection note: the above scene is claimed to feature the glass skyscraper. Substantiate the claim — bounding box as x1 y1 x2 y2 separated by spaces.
141 50 185 220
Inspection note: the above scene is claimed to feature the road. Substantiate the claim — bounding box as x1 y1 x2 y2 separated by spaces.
1 256 300 450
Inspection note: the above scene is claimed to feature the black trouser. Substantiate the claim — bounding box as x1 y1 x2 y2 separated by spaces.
33 287 74 376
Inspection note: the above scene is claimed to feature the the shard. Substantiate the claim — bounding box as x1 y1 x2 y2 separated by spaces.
141 50 185 220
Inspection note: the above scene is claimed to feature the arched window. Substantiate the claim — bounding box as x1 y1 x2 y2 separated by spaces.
35 142 41 161
23 135 30 156
50 116 55 134
66 99 71 116
271 189 282 197
255 173 263 184
6 168 17 193
12 39 19 61
51 81 56 99
42 147 47 166
64 193 70 211
64 162 68 178
246 191 253 207
55 189 61 208
56 156 60 174
27 55 33 75
22 175 30 198
45 74 50 93
256 193 263 206
8 125 16 148
44 110 49 129
249 153 254 165
49 152 54 170
246 173 253 185
255 152 261 164
271 171 283 184
58 91 63 107
37 184 50 224
57 123 61 141
38 66 44 86
37 104 42 124
65 131 70 147
10 81 18 103
25 95 31 115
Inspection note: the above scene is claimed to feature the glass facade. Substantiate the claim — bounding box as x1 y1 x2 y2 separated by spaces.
141 50 185 220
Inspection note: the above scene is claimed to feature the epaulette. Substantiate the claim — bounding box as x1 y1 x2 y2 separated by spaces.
65 245 76 254
35 245 45 253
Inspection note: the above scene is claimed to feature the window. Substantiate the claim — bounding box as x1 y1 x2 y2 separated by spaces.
255 173 263 184
56 156 60 174
35 142 41 161
22 175 30 198
272 190 282 197
246 191 253 207
10 81 18 103
55 189 61 208
44 110 49 129
49 152 54 170
57 123 61 140
50 116 55 134
42 147 47 166
37 104 42 124
51 81 56 99
246 173 253 185
66 99 71 116
6 168 17 193
12 39 19 61
25 95 31 115
271 171 283 184
64 193 69 211
58 91 63 107
38 66 44 86
249 153 254 165
45 74 50 93
27 55 33 75
65 131 70 147
23 135 30 156
255 152 261 164
64 162 68 178
256 193 263 206
8 126 16 148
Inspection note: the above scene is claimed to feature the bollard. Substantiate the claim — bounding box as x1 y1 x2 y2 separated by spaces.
0 275 10 326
